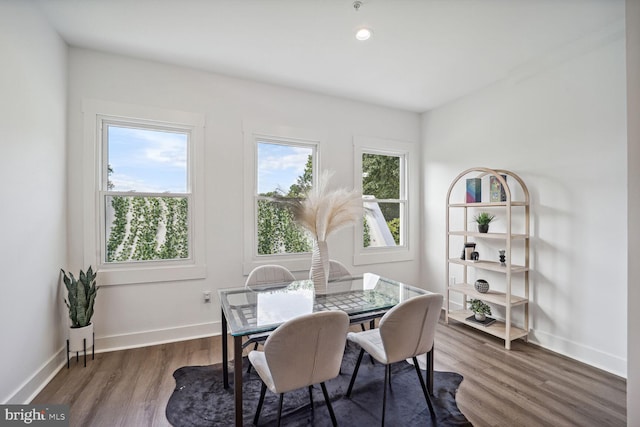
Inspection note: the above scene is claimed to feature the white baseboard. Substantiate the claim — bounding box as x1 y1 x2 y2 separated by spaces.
95 321 220 353
5 348 66 404
445 300 626 377
528 329 627 378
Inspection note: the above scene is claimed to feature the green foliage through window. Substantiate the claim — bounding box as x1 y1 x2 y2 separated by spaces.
387 217 400 245
257 200 312 255
363 216 371 247
106 196 188 262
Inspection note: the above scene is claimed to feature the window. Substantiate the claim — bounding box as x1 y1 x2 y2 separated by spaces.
102 122 190 263
354 136 416 265
83 100 205 285
256 140 315 256
362 152 405 248
243 122 322 273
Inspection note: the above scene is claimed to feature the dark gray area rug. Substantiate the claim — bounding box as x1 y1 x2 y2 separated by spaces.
166 341 472 426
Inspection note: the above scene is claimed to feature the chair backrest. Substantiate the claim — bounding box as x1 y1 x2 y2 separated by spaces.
245 265 296 288
263 311 349 393
328 260 351 280
378 293 444 364
308 259 352 280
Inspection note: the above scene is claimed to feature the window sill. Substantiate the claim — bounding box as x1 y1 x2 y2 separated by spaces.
353 247 414 266
96 263 206 286
243 255 311 276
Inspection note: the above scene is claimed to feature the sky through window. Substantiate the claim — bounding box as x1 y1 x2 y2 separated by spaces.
107 125 188 193
257 142 312 195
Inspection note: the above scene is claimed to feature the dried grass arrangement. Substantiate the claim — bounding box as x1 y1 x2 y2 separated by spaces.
290 170 362 241
289 170 362 290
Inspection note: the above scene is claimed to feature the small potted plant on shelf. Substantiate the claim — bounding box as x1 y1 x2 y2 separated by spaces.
473 212 495 233
62 266 99 358
469 299 492 321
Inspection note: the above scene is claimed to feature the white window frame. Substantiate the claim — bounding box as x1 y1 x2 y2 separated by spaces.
353 135 417 265
242 121 324 274
83 99 206 285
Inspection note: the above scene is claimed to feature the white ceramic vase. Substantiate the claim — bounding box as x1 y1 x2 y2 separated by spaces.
474 313 486 322
68 323 94 352
310 240 330 293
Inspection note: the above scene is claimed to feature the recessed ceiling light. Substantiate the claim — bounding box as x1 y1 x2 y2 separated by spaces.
355 28 372 41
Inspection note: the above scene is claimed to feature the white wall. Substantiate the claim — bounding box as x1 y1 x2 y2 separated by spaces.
421 27 627 375
626 0 640 423
0 2 68 403
66 49 421 350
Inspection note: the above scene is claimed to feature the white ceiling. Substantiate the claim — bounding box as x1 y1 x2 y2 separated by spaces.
35 0 624 112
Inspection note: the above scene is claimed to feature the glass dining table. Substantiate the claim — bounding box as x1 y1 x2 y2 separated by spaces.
218 273 433 427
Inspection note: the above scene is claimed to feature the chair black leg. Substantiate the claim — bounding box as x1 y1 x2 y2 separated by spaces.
381 364 390 426
308 385 314 410
254 382 267 426
254 341 259 351
321 382 338 427
347 349 365 397
412 356 435 417
360 323 366 331
277 393 284 427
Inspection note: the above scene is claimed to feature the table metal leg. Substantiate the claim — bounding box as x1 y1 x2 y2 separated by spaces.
222 307 229 389
234 335 243 426
427 347 434 395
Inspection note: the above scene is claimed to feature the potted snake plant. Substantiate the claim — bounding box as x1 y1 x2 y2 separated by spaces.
62 266 98 354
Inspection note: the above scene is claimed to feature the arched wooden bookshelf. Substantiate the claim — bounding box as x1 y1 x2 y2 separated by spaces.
445 167 530 350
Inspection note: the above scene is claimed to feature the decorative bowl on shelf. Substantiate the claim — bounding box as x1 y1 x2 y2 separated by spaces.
474 279 489 293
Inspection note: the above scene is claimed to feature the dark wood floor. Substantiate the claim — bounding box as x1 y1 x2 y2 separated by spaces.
33 319 626 426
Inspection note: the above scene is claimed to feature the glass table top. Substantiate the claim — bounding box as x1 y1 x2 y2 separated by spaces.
219 273 429 336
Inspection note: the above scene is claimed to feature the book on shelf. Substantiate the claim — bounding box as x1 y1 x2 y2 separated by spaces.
490 174 507 202
465 315 497 327
466 178 481 203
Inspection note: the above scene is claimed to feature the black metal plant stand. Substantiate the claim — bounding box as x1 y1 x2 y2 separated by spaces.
66 332 95 368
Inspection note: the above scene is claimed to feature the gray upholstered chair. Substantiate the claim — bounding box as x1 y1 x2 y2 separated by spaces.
242 265 296 371
249 310 349 427
346 293 444 426
247 264 296 287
